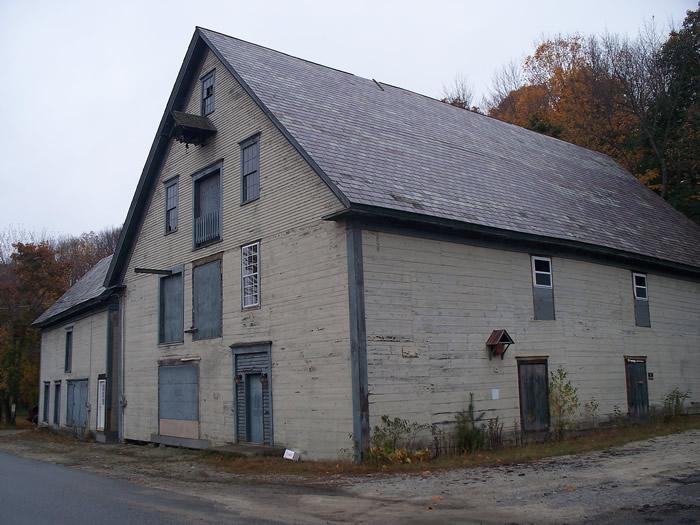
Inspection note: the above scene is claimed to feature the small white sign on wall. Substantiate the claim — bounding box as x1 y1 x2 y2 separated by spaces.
491 388 500 400
283 449 300 461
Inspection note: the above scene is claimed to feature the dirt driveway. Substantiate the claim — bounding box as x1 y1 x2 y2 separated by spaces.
1 429 698 524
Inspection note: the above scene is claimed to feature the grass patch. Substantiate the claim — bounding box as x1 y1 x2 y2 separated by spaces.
199 415 700 478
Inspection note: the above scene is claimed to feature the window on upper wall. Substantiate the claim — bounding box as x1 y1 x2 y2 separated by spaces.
201 71 215 116
159 270 184 344
165 180 179 234
633 273 648 300
531 256 555 320
240 135 260 203
532 256 553 287
241 242 260 308
64 329 73 373
193 164 221 248
632 272 651 327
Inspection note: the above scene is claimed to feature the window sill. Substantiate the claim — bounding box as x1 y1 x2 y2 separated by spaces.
240 196 260 207
242 304 261 312
158 341 184 348
193 238 223 251
165 229 178 236
192 335 223 342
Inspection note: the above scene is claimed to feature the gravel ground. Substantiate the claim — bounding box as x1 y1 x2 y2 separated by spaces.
0 428 698 523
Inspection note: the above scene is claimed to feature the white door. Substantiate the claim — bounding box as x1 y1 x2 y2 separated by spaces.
96 379 106 431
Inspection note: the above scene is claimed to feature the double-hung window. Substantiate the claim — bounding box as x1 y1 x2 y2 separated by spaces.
193 164 221 248
632 273 648 300
532 257 553 287
64 329 73 373
201 71 215 115
241 242 260 308
240 135 260 203
531 256 555 320
159 270 184 344
165 179 179 233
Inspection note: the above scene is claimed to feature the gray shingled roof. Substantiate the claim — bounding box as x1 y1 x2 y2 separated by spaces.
34 255 113 326
201 28 700 270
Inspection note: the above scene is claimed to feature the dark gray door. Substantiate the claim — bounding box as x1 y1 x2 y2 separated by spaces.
626 359 649 419
246 374 264 443
42 383 50 423
53 383 61 426
66 380 88 429
518 361 550 432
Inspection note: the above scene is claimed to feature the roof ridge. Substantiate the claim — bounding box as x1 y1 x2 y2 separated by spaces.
198 27 634 173
196 26 356 77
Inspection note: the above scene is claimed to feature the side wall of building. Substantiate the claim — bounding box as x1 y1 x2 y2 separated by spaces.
362 229 700 436
121 49 352 458
39 309 108 431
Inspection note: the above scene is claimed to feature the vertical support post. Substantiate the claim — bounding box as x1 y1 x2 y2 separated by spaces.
346 221 369 463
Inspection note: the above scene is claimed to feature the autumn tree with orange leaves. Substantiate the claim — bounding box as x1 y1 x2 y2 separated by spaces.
484 7 700 222
0 226 120 424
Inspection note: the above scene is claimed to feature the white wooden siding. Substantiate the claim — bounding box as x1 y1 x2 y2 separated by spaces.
362 230 700 433
121 49 352 458
38 310 108 431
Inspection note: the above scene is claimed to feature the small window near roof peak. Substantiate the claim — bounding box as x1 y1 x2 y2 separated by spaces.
165 180 178 233
201 71 215 116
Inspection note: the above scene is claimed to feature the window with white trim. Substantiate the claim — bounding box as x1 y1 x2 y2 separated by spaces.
241 242 260 308
633 272 648 300
531 256 552 288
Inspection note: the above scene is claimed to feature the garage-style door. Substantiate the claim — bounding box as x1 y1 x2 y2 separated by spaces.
66 379 88 430
158 363 199 439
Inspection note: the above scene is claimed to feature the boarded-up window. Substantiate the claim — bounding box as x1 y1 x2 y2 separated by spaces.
241 135 260 203
193 259 222 340
241 242 260 308
159 364 199 421
159 272 183 344
201 71 215 115
193 169 221 247
165 180 178 233
64 329 73 373
531 256 555 320
632 272 651 327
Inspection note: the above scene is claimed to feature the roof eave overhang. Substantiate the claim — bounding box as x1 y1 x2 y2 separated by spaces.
325 204 700 280
32 286 123 330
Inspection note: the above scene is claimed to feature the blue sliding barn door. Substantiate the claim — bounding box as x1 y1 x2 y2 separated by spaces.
66 380 88 430
234 345 272 445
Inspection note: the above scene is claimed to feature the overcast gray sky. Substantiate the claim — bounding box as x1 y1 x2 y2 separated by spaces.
0 0 695 237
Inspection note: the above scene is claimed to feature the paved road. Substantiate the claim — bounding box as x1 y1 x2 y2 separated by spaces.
0 451 277 525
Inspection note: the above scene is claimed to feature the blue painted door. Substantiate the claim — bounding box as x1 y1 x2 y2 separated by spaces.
246 374 264 443
67 380 88 429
